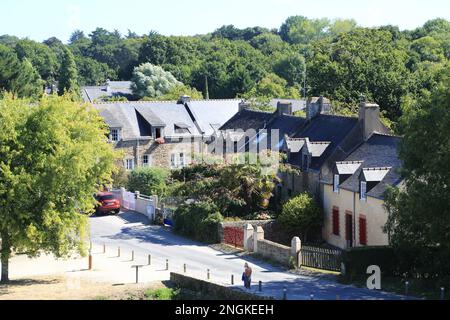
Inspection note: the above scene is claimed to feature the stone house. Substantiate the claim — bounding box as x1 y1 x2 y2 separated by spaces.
93 97 240 170
321 133 402 249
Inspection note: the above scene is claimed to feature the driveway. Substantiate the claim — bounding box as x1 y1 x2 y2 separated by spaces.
90 210 406 300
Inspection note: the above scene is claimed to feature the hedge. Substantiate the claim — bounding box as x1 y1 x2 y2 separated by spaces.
342 246 398 278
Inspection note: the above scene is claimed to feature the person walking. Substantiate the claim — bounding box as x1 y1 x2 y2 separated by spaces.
242 263 253 289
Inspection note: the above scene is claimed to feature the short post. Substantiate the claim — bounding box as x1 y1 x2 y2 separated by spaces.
207 269 210 280
259 281 262 292
103 244 106 254
291 237 302 268
89 241 92 251
310 294 314 300
231 274 234 285
441 287 445 300
132 265 143 284
166 259 169 271
118 247 121 257
183 264 187 273
131 251 134 262
148 254 152 266
405 281 409 297
88 250 93 270
282 286 287 300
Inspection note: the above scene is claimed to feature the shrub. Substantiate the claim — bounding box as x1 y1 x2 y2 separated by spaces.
173 201 224 243
277 193 322 242
127 167 169 197
342 246 398 278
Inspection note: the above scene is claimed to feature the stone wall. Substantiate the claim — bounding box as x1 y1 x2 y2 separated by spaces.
218 220 274 244
256 239 292 266
170 273 274 300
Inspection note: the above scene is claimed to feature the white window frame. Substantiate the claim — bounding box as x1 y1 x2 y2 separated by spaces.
170 154 177 169
110 128 121 142
333 174 340 193
179 153 186 168
125 158 135 171
360 181 367 201
142 154 151 167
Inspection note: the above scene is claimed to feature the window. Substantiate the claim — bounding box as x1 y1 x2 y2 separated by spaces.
179 153 186 167
360 181 367 201
155 128 162 139
359 216 367 246
110 129 120 142
170 154 177 169
332 207 340 236
345 212 353 245
142 155 150 167
302 154 309 171
333 174 340 193
125 159 134 171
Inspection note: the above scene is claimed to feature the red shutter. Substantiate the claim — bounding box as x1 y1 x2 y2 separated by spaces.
332 208 340 236
359 216 367 245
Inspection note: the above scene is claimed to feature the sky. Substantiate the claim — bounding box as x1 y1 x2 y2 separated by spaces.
1 0 449 42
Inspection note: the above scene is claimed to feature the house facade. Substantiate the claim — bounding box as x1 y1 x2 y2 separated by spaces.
321 133 402 249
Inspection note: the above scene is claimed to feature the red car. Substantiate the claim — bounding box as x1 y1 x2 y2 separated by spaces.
95 192 121 215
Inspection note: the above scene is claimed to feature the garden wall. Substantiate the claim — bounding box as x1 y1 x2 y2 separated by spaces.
256 239 292 266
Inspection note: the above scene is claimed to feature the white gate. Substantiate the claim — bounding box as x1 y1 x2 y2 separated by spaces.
122 191 136 211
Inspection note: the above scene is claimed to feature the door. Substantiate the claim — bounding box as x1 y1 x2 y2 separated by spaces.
345 213 353 248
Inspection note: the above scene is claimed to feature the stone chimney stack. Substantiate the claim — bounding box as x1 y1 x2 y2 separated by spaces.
178 95 191 105
359 101 381 141
306 96 331 120
239 100 251 112
277 101 293 116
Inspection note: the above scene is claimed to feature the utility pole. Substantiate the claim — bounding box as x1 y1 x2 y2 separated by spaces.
204 75 210 100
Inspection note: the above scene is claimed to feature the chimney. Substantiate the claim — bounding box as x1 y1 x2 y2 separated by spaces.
239 100 251 112
178 95 191 105
277 101 293 116
105 79 111 93
359 101 381 141
306 96 331 120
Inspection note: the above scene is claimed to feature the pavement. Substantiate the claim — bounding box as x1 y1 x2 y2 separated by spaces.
85 210 406 300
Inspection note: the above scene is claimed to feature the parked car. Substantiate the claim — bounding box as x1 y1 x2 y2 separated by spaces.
95 192 121 215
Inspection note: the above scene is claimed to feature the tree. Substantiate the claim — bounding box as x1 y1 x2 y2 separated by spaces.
131 63 182 99
157 84 203 101
272 52 306 86
75 56 114 86
280 16 330 44
0 45 43 99
0 94 116 282
277 193 323 242
58 47 79 96
384 69 450 277
127 167 169 198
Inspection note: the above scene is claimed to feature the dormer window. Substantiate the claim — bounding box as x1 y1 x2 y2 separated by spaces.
333 174 340 193
110 128 121 142
360 181 367 201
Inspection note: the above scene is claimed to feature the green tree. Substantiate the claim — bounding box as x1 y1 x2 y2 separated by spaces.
58 47 79 96
277 193 323 242
0 45 43 99
131 63 182 99
384 69 450 277
127 167 169 198
0 94 116 282
280 16 330 44
157 84 203 101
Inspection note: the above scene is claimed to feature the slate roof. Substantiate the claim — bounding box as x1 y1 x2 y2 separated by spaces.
220 109 273 132
289 114 360 170
336 133 403 200
93 101 202 139
265 114 308 149
185 100 241 137
82 81 133 103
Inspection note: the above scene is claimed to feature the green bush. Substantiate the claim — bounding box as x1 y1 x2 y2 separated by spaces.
127 167 169 197
277 193 322 242
342 246 398 278
173 201 223 243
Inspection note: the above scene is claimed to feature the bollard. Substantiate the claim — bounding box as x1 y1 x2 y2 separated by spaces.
231 275 234 285
441 287 445 300
148 255 152 266
207 269 210 280
405 281 409 297
259 281 262 292
90 241 92 251
184 264 187 273
310 294 314 300
135 266 139 284
131 251 134 262
103 244 106 254
166 259 169 270
118 247 121 258
88 251 93 270
282 286 287 300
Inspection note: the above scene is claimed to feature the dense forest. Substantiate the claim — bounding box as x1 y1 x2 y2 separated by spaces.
1 16 449 128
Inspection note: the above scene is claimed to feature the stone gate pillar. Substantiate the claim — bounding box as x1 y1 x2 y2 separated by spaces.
253 226 265 253
243 224 254 252
291 237 302 268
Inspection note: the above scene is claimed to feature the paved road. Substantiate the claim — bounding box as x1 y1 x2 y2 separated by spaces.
90 211 405 300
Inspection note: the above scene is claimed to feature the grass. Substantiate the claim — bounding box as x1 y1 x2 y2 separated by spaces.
338 275 448 300
145 287 180 300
